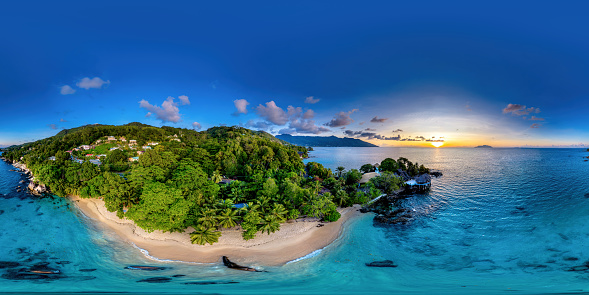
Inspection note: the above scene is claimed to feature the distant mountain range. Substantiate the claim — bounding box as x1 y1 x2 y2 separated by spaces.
475 145 493 148
276 135 378 147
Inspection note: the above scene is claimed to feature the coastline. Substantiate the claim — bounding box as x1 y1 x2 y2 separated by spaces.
71 195 362 266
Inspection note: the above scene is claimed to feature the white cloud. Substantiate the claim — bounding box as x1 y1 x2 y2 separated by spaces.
192 122 201 130
178 95 190 105
233 99 250 115
289 118 330 134
139 96 181 123
59 118 67 122
76 77 110 89
145 112 152 118
305 96 320 104
303 109 315 119
60 85 76 95
256 101 289 125
325 109 358 127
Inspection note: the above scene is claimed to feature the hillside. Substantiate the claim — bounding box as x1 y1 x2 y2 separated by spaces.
276 135 378 147
1 123 373 244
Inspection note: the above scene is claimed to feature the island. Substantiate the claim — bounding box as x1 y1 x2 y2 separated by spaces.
276 134 378 147
475 145 493 148
1 123 431 265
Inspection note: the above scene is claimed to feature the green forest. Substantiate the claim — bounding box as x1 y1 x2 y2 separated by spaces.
1 123 422 245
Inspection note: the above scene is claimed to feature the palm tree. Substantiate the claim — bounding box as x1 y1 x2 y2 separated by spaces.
197 209 219 229
270 203 288 222
211 170 222 183
259 215 281 235
190 225 222 245
218 208 240 229
336 166 345 178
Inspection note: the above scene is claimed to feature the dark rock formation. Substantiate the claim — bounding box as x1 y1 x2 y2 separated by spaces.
137 277 172 283
125 265 168 271
222 256 263 272
185 281 239 285
79 269 97 272
0 261 21 269
366 260 397 267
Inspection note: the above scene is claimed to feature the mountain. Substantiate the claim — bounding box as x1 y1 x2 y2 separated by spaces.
475 145 493 148
276 135 378 147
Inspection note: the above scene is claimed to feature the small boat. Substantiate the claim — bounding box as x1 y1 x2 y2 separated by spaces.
29 269 61 274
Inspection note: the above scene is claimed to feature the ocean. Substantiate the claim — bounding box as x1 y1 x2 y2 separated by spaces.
1 147 589 294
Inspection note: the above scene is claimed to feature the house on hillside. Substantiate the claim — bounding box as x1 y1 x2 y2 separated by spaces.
49 156 56 161
79 145 91 150
107 136 116 141
129 139 137 144
120 137 127 142
109 147 119 151
142 146 151 150
137 151 145 155
147 142 159 146
128 157 139 162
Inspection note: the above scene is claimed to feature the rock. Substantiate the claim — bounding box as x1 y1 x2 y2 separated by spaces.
568 265 589 272
171 274 186 277
366 260 398 267
222 256 263 272
137 277 172 283
125 265 167 271
185 281 239 285
0 261 21 269
0 210 4 215
564 257 579 261
79 269 97 272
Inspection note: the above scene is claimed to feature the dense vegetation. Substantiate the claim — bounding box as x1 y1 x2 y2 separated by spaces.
1 123 422 245
276 134 378 147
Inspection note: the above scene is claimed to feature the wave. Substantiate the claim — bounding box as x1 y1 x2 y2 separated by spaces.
285 248 324 264
130 242 213 265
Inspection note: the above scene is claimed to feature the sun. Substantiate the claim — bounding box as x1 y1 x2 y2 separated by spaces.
431 142 444 148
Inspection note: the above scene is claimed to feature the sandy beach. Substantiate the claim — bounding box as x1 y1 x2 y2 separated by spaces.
71 196 362 266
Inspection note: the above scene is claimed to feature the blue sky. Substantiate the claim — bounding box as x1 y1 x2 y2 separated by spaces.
1 1 588 147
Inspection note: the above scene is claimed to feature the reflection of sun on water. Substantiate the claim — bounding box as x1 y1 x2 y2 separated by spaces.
431 142 444 148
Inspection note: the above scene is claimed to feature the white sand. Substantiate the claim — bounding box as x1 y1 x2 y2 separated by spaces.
71 196 362 266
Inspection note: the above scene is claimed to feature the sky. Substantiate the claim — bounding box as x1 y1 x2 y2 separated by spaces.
1 1 589 148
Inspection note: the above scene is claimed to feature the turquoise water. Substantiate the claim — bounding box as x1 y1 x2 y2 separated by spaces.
1 148 589 294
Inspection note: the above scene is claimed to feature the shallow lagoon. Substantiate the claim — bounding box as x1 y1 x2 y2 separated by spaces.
1 147 589 294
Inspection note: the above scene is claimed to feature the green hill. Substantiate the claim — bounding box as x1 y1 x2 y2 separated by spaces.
276 134 378 147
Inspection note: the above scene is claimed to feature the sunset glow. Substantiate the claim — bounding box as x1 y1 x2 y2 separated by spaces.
431 142 444 148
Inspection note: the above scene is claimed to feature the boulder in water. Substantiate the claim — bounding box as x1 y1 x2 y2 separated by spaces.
125 265 167 271
366 260 398 267
185 281 239 285
222 256 263 272
137 277 172 283
0 261 21 269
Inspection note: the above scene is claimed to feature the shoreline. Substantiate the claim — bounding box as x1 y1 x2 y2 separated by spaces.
71 195 362 266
